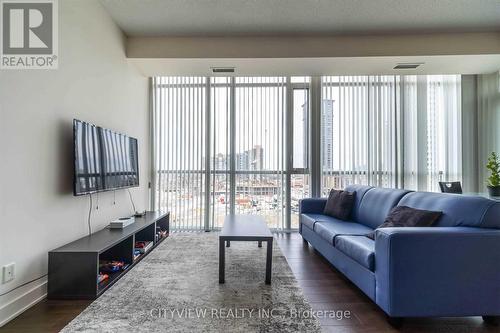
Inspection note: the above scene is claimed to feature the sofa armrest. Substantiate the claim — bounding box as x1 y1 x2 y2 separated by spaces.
375 227 500 317
299 198 327 215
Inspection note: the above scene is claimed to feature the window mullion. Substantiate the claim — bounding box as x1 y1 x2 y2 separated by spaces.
229 77 236 215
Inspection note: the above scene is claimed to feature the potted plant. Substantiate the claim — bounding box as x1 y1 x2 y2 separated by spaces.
486 152 500 197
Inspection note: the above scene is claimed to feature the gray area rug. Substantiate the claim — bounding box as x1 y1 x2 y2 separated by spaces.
61 233 322 333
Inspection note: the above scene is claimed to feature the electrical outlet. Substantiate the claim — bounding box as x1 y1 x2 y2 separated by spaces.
2 263 15 284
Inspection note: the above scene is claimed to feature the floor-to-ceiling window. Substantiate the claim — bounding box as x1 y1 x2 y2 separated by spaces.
320 75 461 194
152 77 208 230
290 78 310 228
152 75 462 231
401 75 462 192
320 76 399 195
152 76 309 231
209 77 232 229
233 77 287 229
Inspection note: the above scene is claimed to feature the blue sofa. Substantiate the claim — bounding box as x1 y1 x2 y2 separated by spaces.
299 185 500 323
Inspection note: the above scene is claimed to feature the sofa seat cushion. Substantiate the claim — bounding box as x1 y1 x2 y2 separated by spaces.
335 235 375 271
301 213 330 230
313 218 373 245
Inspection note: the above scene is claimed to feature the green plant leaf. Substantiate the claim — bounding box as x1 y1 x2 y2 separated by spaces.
486 152 500 186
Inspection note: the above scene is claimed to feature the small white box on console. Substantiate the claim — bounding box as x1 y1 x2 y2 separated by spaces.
109 216 136 229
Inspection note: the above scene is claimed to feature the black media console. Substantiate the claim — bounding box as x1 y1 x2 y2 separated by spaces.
48 211 169 299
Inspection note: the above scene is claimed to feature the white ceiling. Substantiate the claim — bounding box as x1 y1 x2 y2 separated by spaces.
101 0 500 37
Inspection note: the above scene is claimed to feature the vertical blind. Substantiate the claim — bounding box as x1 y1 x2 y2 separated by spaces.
401 75 462 192
321 76 399 194
152 77 289 230
401 75 419 190
151 77 208 230
426 75 462 192
209 77 231 229
320 75 461 193
234 77 287 229
152 75 463 230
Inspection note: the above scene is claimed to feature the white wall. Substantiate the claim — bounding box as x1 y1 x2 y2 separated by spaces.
461 75 479 193
0 0 149 325
478 71 500 192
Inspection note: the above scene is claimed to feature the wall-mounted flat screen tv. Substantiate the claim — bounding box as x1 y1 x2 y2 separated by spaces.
73 119 139 196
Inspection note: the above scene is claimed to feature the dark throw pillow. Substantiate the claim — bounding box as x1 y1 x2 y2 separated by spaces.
366 206 442 240
323 189 356 221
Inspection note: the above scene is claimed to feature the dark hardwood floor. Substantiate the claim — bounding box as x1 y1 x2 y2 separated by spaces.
1 232 498 332
0 299 90 333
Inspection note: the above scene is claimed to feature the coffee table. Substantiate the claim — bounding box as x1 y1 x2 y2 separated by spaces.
219 215 273 284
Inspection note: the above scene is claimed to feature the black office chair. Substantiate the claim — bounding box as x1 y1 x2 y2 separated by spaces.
439 181 463 194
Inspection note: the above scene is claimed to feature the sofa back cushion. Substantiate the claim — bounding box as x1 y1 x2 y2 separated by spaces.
366 206 442 239
356 188 411 229
483 202 500 228
398 192 500 228
344 185 373 222
323 189 356 220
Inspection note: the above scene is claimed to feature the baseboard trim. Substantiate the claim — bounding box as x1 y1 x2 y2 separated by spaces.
0 280 47 327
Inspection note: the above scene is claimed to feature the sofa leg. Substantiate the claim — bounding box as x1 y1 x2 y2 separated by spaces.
386 316 404 328
483 316 500 326
302 237 308 245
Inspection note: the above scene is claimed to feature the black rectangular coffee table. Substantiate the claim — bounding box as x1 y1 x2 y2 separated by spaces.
219 215 273 284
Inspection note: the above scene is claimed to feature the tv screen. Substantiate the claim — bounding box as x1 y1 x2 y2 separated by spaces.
73 119 139 196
